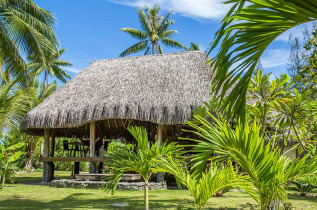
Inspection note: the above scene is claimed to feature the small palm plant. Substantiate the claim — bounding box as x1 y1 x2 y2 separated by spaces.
155 157 250 210
120 4 186 57
185 113 317 210
289 176 317 196
105 126 183 210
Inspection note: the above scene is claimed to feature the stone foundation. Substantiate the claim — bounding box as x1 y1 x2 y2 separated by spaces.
51 179 167 191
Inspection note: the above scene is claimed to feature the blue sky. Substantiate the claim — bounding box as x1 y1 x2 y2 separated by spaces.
34 0 310 82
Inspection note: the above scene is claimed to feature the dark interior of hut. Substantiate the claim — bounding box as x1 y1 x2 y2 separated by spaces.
36 119 197 184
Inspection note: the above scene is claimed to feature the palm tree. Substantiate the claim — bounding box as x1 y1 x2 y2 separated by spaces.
208 0 317 120
155 157 249 210
27 48 71 87
0 79 33 133
0 0 58 81
119 5 186 57
187 42 200 51
23 76 57 170
105 126 183 210
185 113 317 209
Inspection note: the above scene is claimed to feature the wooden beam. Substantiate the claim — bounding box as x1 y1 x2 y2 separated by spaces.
44 129 50 158
40 157 107 162
108 119 111 129
90 122 96 157
157 124 164 182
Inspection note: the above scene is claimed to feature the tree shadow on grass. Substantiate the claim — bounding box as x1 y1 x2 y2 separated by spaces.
288 193 317 202
0 193 241 210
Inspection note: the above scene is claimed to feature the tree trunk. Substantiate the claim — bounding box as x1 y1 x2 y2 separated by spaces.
144 181 149 210
24 151 36 171
40 140 44 167
24 136 39 171
152 43 155 55
44 69 48 88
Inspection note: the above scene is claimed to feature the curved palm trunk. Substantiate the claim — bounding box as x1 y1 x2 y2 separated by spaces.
144 181 149 210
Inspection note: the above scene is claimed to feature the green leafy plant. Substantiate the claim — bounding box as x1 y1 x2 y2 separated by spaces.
274 89 313 152
248 70 296 133
0 80 33 133
119 4 185 57
185 113 317 209
289 176 317 196
155 157 250 210
105 126 183 210
0 142 24 189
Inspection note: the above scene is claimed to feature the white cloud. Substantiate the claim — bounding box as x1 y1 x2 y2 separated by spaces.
64 67 81 74
108 0 231 20
261 49 290 69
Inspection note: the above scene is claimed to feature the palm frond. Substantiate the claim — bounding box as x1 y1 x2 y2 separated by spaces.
120 28 147 40
161 38 186 49
160 30 178 38
208 0 317 121
119 40 148 57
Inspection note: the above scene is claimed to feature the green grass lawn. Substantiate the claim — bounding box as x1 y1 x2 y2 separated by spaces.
0 171 316 209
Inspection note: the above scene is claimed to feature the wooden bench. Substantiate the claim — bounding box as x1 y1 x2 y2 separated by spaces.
75 173 142 181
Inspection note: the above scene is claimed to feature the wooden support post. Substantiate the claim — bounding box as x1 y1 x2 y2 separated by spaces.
89 122 96 173
157 124 164 144
157 124 164 182
44 129 50 158
50 132 55 157
43 129 54 182
74 162 80 178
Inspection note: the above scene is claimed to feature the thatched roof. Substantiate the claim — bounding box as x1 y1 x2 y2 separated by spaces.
21 51 215 136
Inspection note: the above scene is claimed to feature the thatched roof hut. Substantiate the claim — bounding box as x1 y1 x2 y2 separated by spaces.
21 51 213 137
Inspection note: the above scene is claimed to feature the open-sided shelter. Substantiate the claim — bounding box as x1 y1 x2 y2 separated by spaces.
21 51 213 182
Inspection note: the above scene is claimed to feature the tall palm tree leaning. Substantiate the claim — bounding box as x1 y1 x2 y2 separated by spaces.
105 126 183 210
208 0 317 122
0 0 58 82
119 4 186 57
27 49 72 87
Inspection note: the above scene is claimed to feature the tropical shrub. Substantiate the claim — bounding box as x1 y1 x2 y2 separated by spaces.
155 157 250 210
289 176 317 196
184 113 317 210
0 142 24 189
105 126 183 210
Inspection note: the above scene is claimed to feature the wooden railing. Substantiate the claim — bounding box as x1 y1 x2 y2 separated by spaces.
39 157 108 162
